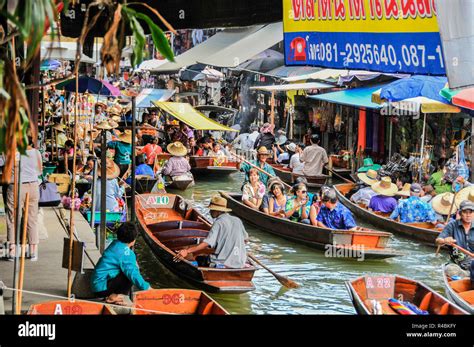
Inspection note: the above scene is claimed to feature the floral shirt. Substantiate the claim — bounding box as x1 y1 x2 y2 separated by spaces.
390 196 437 223
285 197 311 222
242 182 266 202
316 203 357 230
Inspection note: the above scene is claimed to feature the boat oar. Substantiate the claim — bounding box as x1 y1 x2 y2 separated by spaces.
229 151 292 190
324 165 354 184
447 242 474 258
248 253 299 289
436 191 459 256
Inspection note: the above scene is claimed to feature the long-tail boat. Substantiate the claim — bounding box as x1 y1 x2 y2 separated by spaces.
27 301 116 315
442 264 474 314
270 162 329 189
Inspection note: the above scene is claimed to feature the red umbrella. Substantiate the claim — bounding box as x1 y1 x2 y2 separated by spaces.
452 88 474 110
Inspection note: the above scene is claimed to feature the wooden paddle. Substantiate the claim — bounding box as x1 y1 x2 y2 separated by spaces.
324 165 354 184
248 253 299 289
436 191 459 256
229 151 292 190
447 242 474 258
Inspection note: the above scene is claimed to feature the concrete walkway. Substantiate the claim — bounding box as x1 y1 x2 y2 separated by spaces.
0 205 100 314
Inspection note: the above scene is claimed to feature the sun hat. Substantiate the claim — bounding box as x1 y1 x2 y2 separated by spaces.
95 101 107 109
108 120 119 129
53 123 66 132
257 146 270 156
371 176 398 196
110 115 121 123
208 195 232 212
118 129 133 144
396 183 411 197
286 143 297 152
167 141 188 157
358 157 381 173
357 169 378 186
459 200 474 212
97 158 120 179
95 120 113 130
455 186 474 208
432 192 457 216
410 183 422 194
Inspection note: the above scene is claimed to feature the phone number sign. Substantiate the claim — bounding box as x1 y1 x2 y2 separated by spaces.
283 0 446 75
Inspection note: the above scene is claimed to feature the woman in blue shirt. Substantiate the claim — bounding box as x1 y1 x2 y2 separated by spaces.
91 222 151 303
125 154 155 185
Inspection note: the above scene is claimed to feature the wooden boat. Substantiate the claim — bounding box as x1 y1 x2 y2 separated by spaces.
135 177 160 194
135 193 256 293
166 177 195 191
220 192 402 259
132 289 228 315
346 274 468 315
27 301 116 315
334 183 442 246
270 163 329 189
442 264 474 314
190 156 239 176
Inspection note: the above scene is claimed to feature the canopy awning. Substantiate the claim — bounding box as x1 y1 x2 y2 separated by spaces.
440 86 474 111
307 86 384 109
283 69 354 83
152 102 239 132
151 26 264 73
136 89 175 108
199 22 283 68
250 82 334 92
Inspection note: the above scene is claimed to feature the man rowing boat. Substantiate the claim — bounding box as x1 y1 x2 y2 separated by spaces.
240 146 275 186
174 195 249 269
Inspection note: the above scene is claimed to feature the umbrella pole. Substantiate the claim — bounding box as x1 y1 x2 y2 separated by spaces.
418 113 427 182
67 75 80 298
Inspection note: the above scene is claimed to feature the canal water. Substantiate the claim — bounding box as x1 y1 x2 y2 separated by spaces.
135 172 450 314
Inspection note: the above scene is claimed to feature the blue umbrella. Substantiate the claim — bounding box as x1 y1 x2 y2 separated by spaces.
40 59 60 71
380 76 449 103
56 76 117 96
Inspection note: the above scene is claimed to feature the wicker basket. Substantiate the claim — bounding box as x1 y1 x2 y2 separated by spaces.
48 173 70 194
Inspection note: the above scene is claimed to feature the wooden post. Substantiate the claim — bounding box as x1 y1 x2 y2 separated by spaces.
270 91 275 128
100 130 107 254
11 156 21 314
16 192 30 315
131 97 137 223
67 75 80 298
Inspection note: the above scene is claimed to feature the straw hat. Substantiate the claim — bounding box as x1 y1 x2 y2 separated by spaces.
208 195 232 212
98 158 120 179
107 104 122 115
95 120 113 130
267 176 285 190
167 141 187 157
455 186 474 208
357 169 378 186
108 120 119 129
111 115 121 123
285 143 297 152
396 183 411 197
118 129 133 144
432 192 457 216
53 123 66 132
371 177 398 196
95 101 107 109
257 146 270 156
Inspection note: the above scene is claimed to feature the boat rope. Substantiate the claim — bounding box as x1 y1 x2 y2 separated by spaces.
0 285 179 315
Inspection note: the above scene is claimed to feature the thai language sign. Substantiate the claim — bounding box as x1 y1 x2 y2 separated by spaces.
283 0 446 74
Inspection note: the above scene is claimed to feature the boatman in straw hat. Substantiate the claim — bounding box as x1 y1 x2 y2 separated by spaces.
431 192 457 228
174 195 249 269
239 146 275 186
368 177 398 214
108 129 133 177
436 200 474 282
350 169 379 205
94 158 124 212
162 141 192 179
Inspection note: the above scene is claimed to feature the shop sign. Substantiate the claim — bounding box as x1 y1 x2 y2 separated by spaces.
283 0 446 75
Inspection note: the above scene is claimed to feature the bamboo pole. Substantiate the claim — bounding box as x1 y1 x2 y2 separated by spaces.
270 91 275 128
16 192 30 315
67 73 80 297
11 157 20 314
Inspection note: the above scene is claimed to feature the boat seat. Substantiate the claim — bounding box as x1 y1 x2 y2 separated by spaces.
148 220 210 233
162 237 206 250
156 228 209 241
458 290 474 305
449 278 472 293
373 211 390 217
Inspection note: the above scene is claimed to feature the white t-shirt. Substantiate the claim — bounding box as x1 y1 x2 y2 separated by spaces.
290 153 304 174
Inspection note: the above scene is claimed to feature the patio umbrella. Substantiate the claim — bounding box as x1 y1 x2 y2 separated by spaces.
100 80 121 97
371 76 460 113
236 55 284 73
56 76 119 96
40 59 61 71
192 67 224 82
179 63 207 81
136 88 176 108
440 86 474 111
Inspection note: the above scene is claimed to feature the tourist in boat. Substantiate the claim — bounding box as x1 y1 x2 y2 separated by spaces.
368 177 398 214
242 168 266 210
268 180 287 218
299 134 328 176
357 157 381 173
431 192 457 228
124 154 155 185
108 129 133 177
77 155 96 180
91 222 151 304
240 146 275 186
315 189 357 230
284 183 311 224
426 159 452 194
436 200 474 281
174 195 249 269
350 169 379 205
94 159 124 213
389 183 437 224
309 193 322 226
162 141 192 180
253 122 275 150
288 142 305 175
272 128 288 157
138 136 162 167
